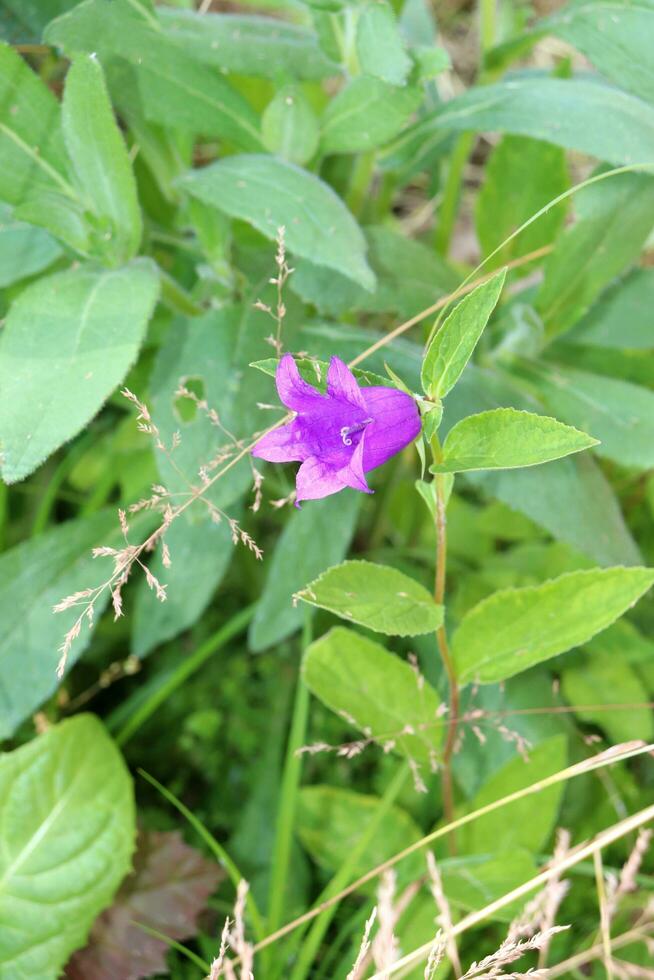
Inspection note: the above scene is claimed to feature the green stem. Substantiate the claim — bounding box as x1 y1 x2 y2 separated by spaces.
287 763 409 980
0 481 7 552
32 430 97 536
346 151 377 219
480 0 497 54
115 605 254 746
267 617 312 936
434 133 474 257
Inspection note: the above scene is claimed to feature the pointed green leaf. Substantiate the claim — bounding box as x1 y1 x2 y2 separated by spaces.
356 1 412 85
303 626 443 765
452 566 654 683
321 77 421 155
431 408 598 474
421 270 506 399
0 715 134 979
0 259 159 483
296 560 443 636
62 54 142 263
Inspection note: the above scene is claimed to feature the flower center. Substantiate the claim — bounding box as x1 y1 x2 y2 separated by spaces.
340 418 373 446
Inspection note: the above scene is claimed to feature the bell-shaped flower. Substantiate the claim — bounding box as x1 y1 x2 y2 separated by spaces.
252 354 421 505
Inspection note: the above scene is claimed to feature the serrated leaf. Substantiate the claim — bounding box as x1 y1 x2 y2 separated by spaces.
296 560 443 635
356 1 412 85
321 77 421 155
0 259 160 483
421 270 506 399
62 54 142 264
303 626 443 765
452 566 654 683
432 408 598 474
0 715 135 980
65 830 222 980
179 155 374 290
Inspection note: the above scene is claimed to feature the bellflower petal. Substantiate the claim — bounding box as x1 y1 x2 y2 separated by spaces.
275 353 325 412
327 356 367 411
251 419 309 463
361 386 422 470
252 354 421 505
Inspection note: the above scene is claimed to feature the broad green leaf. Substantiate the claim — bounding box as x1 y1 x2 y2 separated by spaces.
528 364 654 469
459 736 567 854
536 172 654 337
179 155 374 290
297 786 422 884
568 269 654 349
356 1 412 85
0 715 134 979
321 77 421 155
421 270 506 399
546 0 654 104
0 44 74 207
452 566 654 683
62 55 142 264
303 626 443 766
296 560 443 635
262 86 319 166
46 0 263 152
132 514 235 658
158 8 338 81
249 495 361 652
0 204 62 287
562 654 653 744
0 259 159 483
432 408 598 474
0 512 152 740
389 77 654 172
475 136 568 270
0 0 81 42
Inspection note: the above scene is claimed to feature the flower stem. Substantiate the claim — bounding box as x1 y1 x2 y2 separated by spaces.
431 445 459 852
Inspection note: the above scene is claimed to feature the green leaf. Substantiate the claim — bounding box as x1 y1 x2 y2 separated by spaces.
0 512 151 739
452 566 654 683
132 514 235 658
562 653 653 745
297 786 422 883
46 0 263 152
0 203 62 287
0 259 160 483
528 364 654 470
321 77 421 155
475 136 568 270
158 8 338 81
546 0 654 104
262 85 320 166
432 408 598 474
459 736 567 854
421 270 506 399
62 54 142 264
356 1 412 85
0 0 82 42
303 626 443 766
0 43 74 207
536 172 654 337
568 269 654 349
0 715 134 979
296 560 443 636
179 155 374 290
391 76 654 172
249 494 361 652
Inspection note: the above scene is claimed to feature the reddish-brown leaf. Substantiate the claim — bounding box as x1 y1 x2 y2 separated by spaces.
65 830 222 980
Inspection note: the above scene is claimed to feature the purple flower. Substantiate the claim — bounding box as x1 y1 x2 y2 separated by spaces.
252 354 421 505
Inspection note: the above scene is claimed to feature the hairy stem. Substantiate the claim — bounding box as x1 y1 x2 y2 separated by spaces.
433 470 459 851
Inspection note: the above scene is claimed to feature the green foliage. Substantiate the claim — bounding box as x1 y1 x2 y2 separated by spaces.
303 627 444 764
453 567 654 683
0 715 134 979
297 559 443 635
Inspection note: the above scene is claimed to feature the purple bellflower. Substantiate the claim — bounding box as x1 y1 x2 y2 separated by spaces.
252 354 421 505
